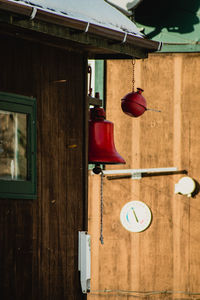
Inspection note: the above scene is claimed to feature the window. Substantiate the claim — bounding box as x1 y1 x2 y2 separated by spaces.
0 92 36 199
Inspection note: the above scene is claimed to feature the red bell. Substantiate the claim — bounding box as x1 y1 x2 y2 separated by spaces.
88 106 125 165
121 88 147 117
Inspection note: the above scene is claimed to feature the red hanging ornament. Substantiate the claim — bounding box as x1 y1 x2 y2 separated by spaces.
121 87 147 117
121 60 161 117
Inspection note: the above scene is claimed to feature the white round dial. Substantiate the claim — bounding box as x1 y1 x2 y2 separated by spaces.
120 201 152 232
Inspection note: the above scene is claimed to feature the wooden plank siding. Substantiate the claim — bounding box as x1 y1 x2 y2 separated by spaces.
0 35 87 299
88 54 200 299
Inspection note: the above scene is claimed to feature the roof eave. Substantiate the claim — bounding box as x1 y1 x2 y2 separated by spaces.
0 0 161 58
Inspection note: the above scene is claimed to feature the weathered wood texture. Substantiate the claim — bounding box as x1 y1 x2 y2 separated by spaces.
0 35 87 299
88 54 200 299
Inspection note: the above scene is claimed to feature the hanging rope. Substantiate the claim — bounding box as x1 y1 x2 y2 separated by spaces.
132 59 135 92
100 170 104 245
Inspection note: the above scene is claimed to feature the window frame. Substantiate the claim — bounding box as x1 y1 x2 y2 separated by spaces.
0 92 37 199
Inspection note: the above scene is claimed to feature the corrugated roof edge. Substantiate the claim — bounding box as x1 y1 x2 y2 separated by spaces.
0 0 162 52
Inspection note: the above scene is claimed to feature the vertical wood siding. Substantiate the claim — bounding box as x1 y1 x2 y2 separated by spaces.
0 35 87 299
88 53 200 300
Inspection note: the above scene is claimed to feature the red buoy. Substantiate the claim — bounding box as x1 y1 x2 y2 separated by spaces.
121 88 147 117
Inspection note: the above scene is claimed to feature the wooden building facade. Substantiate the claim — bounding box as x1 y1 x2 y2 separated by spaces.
0 0 160 299
0 31 87 300
88 1 200 299
89 53 200 299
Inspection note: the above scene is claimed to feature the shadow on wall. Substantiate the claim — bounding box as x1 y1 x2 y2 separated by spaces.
192 179 200 198
131 0 200 38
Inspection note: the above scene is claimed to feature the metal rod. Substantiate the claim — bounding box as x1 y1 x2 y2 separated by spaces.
146 108 162 113
107 174 132 180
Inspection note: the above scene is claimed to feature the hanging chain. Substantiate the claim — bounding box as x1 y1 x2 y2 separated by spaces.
100 170 104 245
132 59 135 92
88 65 92 96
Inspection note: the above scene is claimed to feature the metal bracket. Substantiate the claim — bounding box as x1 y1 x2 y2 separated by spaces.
87 95 102 107
78 231 91 294
131 172 142 180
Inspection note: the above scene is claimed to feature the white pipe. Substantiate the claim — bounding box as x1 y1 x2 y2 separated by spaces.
101 167 178 175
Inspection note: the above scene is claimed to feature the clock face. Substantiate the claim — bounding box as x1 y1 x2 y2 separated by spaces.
120 201 152 232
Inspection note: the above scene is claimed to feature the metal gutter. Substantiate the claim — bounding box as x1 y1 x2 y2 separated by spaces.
0 0 161 52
